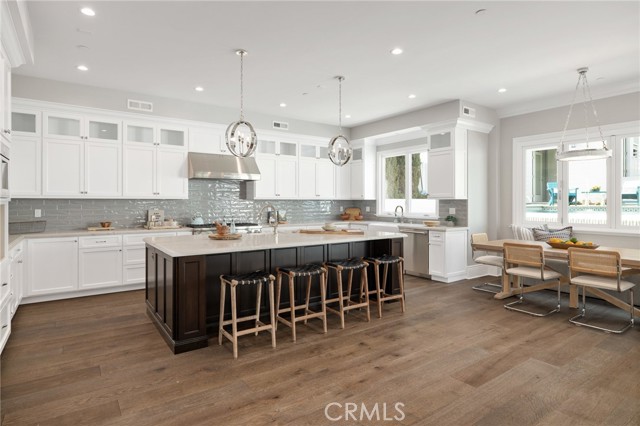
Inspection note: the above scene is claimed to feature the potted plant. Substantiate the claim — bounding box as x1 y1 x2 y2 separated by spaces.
444 215 457 227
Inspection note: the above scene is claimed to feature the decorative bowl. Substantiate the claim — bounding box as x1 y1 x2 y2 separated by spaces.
100 221 112 228
322 225 338 231
547 241 599 250
423 220 440 227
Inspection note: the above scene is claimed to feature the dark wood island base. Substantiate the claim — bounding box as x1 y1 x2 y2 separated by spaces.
146 237 403 354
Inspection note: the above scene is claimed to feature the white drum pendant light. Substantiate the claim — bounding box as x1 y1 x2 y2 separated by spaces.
556 67 612 161
225 49 258 158
328 76 352 166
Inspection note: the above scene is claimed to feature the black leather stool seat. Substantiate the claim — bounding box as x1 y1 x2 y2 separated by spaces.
278 264 325 277
365 255 402 264
325 258 368 270
221 270 274 285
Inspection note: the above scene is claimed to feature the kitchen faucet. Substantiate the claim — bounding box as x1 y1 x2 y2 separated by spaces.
394 205 404 223
257 204 278 234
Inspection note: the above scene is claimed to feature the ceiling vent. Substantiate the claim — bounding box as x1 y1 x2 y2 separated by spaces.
272 121 289 130
462 106 476 118
128 99 153 112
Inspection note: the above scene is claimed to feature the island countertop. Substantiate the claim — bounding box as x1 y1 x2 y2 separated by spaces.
144 230 406 257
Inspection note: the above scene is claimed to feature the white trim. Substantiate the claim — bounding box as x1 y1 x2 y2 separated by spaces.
512 121 640 145
466 264 500 280
21 283 144 305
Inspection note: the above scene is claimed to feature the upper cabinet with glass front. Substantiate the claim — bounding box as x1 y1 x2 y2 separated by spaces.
427 127 467 199
124 120 186 149
44 112 121 143
11 108 41 137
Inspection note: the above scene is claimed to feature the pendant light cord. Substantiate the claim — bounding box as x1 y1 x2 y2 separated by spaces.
582 72 606 148
338 76 343 132
239 51 245 121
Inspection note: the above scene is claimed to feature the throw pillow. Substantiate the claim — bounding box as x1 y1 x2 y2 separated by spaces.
532 226 573 242
511 224 548 241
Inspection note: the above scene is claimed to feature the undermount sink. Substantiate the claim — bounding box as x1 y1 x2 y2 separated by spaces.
367 223 400 232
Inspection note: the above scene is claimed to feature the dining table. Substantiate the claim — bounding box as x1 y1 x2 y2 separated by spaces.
471 239 640 317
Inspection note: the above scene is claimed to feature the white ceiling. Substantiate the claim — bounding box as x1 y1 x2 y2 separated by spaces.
15 1 640 127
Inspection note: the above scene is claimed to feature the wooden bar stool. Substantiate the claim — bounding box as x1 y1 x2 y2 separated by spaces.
365 255 406 318
323 258 370 328
218 271 276 359
275 264 328 342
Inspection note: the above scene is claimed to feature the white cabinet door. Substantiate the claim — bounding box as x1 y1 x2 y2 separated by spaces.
79 248 123 289
158 125 187 150
297 159 316 198
277 157 298 198
9 244 24 316
428 232 445 277
254 155 277 198
11 136 42 197
350 161 364 199
43 112 84 141
316 160 335 198
43 139 83 197
123 145 155 197
27 238 79 296
335 163 351 199
427 150 455 199
85 141 121 197
156 149 188 198
0 48 11 144
189 126 227 154
124 121 156 146
86 116 120 143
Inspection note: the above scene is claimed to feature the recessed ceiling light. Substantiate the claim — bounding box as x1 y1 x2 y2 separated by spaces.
498 87 507 93
345 115 351 118
408 94 416 99
390 47 403 55
76 65 89 71
279 103 287 107
80 7 95 16
195 86 204 92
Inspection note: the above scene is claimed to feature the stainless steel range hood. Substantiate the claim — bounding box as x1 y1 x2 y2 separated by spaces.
188 153 261 181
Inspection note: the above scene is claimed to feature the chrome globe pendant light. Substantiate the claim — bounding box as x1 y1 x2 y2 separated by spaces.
225 49 258 158
328 76 352 166
556 67 611 161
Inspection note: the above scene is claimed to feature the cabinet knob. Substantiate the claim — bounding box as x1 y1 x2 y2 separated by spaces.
3 129 10 134
17 260 22 264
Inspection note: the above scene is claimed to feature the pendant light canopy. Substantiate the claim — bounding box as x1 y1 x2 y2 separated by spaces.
556 67 611 162
328 76 352 166
225 49 258 158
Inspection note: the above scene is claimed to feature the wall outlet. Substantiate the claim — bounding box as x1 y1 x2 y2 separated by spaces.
35 209 42 218
365 206 371 212
340 205 345 212
449 207 456 215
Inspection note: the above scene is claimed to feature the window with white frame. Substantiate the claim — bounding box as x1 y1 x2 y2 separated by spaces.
378 147 438 217
513 122 640 231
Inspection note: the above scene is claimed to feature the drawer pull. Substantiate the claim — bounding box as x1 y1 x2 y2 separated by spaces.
1 325 7 329
1 283 7 287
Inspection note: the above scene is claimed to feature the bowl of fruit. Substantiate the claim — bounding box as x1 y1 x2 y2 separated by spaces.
547 237 599 250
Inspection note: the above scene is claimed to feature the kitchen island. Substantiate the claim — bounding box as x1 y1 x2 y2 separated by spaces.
145 231 405 353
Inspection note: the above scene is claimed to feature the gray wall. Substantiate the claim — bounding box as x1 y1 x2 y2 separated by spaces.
12 75 344 139
497 91 640 247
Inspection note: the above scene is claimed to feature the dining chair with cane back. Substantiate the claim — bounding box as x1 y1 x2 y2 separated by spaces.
470 233 503 294
567 248 635 333
502 242 562 316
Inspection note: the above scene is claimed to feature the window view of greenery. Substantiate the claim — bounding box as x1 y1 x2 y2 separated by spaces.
381 150 437 216
521 135 639 229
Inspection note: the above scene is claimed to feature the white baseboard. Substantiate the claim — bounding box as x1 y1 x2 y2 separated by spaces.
21 283 145 305
466 264 500 279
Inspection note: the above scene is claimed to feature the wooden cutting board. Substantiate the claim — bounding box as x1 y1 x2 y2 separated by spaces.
299 229 364 235
87 227 115 231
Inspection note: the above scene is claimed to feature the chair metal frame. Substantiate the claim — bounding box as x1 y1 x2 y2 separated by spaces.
503 242 562 317
567 248 635 334
470 233 503 294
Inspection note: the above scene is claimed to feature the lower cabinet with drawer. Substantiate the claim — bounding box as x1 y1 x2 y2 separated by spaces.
27 237 79 296
428 228 468 283
79 235 123 290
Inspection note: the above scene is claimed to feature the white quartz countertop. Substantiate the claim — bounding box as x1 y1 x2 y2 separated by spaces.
8 227 190 250
144 230 406 258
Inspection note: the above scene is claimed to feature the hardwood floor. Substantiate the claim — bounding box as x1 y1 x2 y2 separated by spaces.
2 276 639 425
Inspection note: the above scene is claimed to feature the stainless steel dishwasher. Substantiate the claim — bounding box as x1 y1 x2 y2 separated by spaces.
399 227 430 278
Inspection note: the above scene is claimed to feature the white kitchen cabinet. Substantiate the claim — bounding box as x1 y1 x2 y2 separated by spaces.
335 162 351 199
349 143 376 200
0 300 10 355
11 108 40 137
428 229 468 283
123 120 188 199
297 143 335 199
79 235 123 290
43 138 121 197
188 125 228 155
9 242 24 316
44 112 121 143
427 128 467 199
10 136 41 197
27 237 79 296
0 46 11 145
249 138 298 199
0 258 9 311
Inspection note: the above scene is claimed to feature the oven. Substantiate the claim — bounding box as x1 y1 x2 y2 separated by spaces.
0 142 9 200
